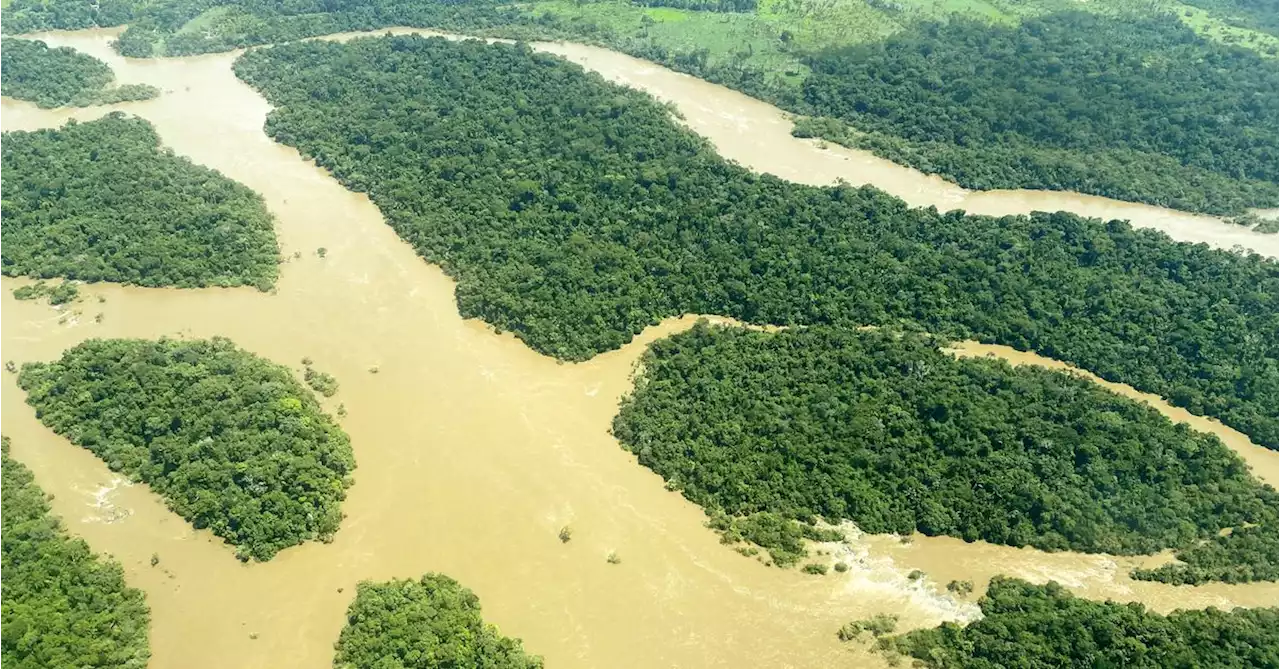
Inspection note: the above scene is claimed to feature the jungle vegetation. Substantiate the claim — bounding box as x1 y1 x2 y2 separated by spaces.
1 437 151 668
1132 517 1280 585
882 577 1280 668
3 0 1275 212
232 36 1279 448
1 38 158 108
12 280 80 305
799 13 1279 215
611 324 1278 581
17 338 357 561
335 574 543 669
1 113 280 290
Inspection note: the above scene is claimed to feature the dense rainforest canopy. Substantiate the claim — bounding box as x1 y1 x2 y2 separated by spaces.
1 38 158 108
3 0 1275 212
0 36 115 101
1132 516 1279 585
800 13 1280 214
611 323 1277 580
884 577 1280 668
1 437 151 668
233 36 1279 448
17 338 356 561
1 113 279 289
335 574 543 669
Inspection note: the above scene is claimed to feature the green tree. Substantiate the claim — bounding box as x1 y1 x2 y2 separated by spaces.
1 437 151 668
17 338 356 561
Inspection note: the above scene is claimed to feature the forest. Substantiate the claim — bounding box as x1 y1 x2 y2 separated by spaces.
3 38 111 100
629 0 757 12
1 113 280 290
3 0 1275 212
883 577 1280 668
17 338 357 561
1 437 151 668
1132 517 1279 585
1 38 158 108
335 574 542 669
610 323 1277 580
232 36 1279 448
800 13 1279 214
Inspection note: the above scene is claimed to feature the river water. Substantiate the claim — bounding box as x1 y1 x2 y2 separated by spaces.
1 28 1277 669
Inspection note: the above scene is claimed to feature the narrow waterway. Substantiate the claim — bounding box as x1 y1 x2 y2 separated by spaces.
1 29 1277 669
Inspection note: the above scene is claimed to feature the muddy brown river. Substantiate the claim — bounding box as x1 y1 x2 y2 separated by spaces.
1 28 1277 669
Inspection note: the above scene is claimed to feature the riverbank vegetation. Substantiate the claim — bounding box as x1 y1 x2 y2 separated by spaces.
335 574 542 669
2 437 151 668
234 36 1278 448
1 38 158 108
4 0 1275 212
17 338 357 561
612 324 1278 580
881 577 1280 667
798 13 1279 215
1132 517 1279 585
12 280 80 305
1 113 280 290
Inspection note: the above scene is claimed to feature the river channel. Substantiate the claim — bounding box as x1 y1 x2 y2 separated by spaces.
1 28 1277 669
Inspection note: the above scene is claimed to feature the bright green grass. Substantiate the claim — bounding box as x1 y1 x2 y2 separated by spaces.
526 0 808 76
174 5 240 35
1170 1 1279 55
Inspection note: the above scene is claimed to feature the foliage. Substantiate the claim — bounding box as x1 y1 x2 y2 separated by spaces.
1132 517 1279 585
883 577 1280 668
334 574 543 669
630 0 757 12
709 511 842 566
0 37 103 107
1 437 151 668
17 337 356 561
838 614 898 641
233 36 1279 448
303 364 339 397
1 113 279 289
12 280 79 305
0 38 158 108
802 562 828 575
612 324 1278 578
946 580 974 596
801 13 1279 214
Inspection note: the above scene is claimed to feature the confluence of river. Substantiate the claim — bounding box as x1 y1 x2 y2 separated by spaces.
1 28 1276 669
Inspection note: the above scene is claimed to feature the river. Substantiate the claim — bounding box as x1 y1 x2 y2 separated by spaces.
1 28 1277 669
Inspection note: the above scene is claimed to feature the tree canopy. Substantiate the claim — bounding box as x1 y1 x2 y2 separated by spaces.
611 323 1277 580
3 37 110 106
1 38 158 108
883 577 1280 668
1 437 151 669
1 113 280 290
1132 517 1279 585
17 338 356 561
335 574 543 669
800 13 1279 214
233 35 1277 448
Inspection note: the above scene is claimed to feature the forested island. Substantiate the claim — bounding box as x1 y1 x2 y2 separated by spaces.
1 113 279 290
611 323 1277 581
1 38 158 108
882 578 1280 668
1 437 151 668
17 338 356 561
232 36 1279 449
335 574 542 669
